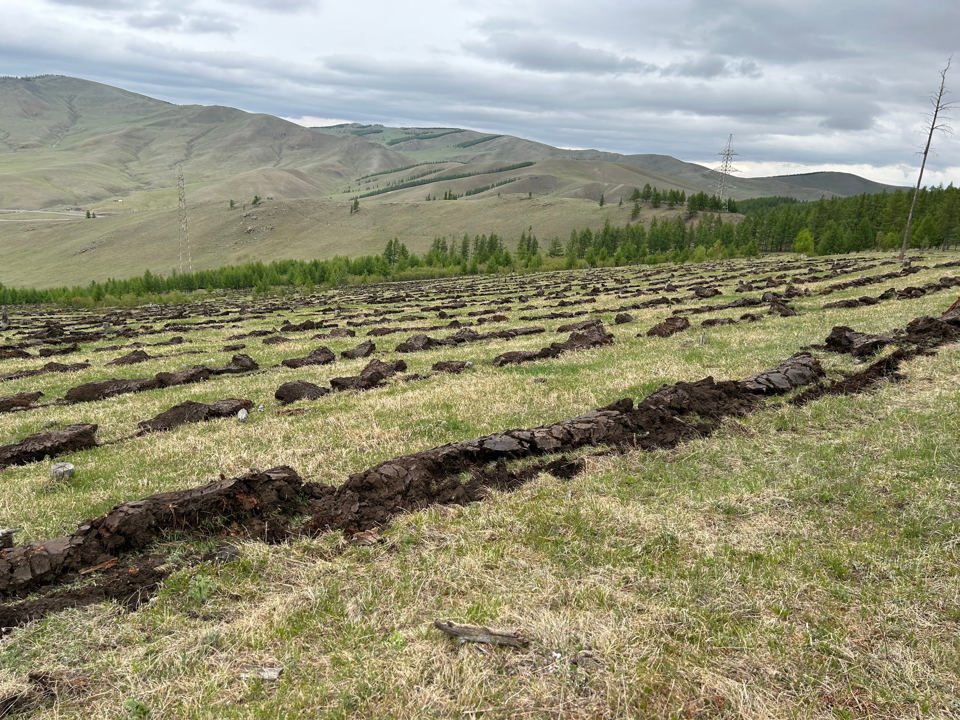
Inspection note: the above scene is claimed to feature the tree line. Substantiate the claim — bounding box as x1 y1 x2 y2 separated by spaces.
735 185 960 254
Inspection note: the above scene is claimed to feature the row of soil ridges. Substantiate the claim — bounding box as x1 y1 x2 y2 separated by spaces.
1 305 957 629
1 254 957 469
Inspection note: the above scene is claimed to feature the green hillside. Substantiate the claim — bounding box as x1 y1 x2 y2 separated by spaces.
0 75 905 288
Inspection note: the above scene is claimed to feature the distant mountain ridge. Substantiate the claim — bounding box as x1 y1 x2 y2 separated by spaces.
0 75 906 288
0 75 902 209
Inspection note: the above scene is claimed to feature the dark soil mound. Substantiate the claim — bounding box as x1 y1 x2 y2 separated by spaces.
154 366 212 388
740 353 824 394
281 319 330 332
2 362 89 382
262 335 292 345
942 296 960 322
107 350 153 366
691 286 721 299
822 326 891 358
281 347 335 369
307 356 819 532
902 316 960 346
64 377 159 403
556 319 600 333
646 316 690 338
330 359 407 392
341 340 376 359
793 351 908 406
0 348 31 360
275 380 330 404
137 399 253 434
214 353 258 375
702 317 736 327
396 334 447 353
0 424 98 469
768 300 797 317
614 312 634 324
494 322 613 366
0 391 43 414
38 343 79 357
0 467 303 597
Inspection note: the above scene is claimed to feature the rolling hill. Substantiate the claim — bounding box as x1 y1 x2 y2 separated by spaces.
0 75 904 288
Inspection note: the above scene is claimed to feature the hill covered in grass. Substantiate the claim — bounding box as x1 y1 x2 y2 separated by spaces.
0 75 904 288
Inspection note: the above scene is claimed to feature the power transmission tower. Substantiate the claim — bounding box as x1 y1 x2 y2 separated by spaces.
715 133 738 210
177 164 192 274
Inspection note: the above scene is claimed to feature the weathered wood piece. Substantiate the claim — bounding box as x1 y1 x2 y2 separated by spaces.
433 620 530 648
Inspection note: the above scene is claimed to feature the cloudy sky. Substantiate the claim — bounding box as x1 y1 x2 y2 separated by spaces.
3 0 958 186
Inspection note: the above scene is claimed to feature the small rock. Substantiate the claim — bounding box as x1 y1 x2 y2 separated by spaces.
237 408 249 423
50 462 75 482
240 666 283 681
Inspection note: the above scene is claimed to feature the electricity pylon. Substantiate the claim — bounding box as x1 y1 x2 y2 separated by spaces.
715 134 738 210
177 164 192 274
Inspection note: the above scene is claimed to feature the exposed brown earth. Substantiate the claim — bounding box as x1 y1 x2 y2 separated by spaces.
493 321 613 365
136 398 254 434
646 316 690 338
0 391 43 414
0 424 98 469
280 346 335 369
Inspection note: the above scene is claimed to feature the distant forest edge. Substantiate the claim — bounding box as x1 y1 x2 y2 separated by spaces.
1 186 957 306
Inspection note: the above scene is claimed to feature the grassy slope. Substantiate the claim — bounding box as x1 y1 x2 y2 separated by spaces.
0 253 957 718
0 77 906 289
0 195 673 288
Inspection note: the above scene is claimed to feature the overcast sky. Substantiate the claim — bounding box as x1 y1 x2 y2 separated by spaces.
3 0 958 186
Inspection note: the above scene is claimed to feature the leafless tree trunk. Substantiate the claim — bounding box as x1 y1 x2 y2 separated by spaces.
900 57 953 262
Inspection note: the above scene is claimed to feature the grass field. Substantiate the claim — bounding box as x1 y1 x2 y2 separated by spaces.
0 194 646 289
0 253 958 718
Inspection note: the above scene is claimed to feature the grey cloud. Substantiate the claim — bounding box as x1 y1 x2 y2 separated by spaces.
820 105 881 131
734 60 762 79
663 56 728 79
465 32 657 74
662 55 764 79
225 0 318 11
124 11 236 34
126 12 183 30
184 15 238 34
45 0 138 7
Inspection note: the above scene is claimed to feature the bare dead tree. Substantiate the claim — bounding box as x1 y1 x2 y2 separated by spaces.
900 57 954 262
